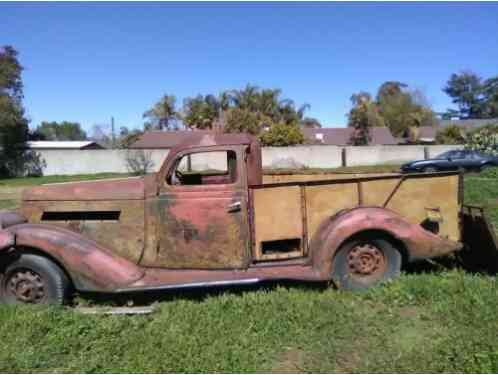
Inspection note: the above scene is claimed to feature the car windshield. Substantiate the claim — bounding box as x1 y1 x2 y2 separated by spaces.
436 151 455 159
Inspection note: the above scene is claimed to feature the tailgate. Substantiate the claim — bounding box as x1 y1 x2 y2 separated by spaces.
460 205 498 273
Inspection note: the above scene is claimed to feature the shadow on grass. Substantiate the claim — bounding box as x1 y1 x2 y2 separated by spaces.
74 279 330 308
74 256 466 308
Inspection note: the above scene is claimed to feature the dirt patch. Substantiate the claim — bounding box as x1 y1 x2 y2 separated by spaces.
398 306 420 318
271 348 307 373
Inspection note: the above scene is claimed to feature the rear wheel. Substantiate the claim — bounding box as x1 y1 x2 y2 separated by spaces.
0 253 70 305
331 236 402 290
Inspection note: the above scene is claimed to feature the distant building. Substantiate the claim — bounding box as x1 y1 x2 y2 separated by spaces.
27 141 105 150
129 130 212 149
302 127 398 146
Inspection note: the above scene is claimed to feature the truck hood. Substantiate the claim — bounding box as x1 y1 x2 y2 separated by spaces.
23 177 149 201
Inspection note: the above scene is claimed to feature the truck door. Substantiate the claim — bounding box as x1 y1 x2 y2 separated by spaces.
153 147 251 269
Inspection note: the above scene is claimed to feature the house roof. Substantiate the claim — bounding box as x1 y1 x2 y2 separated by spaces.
129 130 213 149
27 141 104 150
302 127 398 145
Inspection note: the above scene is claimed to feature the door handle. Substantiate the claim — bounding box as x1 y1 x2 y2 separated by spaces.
227 201 241 212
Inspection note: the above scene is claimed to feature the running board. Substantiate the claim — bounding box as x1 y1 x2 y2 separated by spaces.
114 278 261 293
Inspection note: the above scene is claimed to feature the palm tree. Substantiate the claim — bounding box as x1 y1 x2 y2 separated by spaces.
143 95 179 131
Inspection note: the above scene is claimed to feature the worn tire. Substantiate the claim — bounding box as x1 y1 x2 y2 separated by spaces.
331 237 402 291
0 253 70 305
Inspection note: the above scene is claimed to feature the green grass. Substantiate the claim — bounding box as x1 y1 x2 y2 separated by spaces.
0 272 497 373
264 164 402 175
0 168 497 373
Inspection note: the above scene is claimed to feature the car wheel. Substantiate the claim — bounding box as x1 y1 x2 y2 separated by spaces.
423 166 438 173
0 253 71 305
331 236 402 291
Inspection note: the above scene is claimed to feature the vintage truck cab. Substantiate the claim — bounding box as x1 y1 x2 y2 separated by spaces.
0 133 474 304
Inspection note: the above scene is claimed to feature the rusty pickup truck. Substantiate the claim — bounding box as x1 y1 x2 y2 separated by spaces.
0 133 490 304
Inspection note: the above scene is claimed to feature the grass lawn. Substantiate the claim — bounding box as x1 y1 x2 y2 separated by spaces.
0 168 497 373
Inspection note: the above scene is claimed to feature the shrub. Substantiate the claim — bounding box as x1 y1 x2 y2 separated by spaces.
259 122 304 147
436 125 466 145
464 123 498 156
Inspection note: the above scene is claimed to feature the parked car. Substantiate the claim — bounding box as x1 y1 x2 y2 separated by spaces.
0 134 495 305
400 150 498 173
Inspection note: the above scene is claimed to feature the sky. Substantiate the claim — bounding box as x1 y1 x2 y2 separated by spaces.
1 2 498 134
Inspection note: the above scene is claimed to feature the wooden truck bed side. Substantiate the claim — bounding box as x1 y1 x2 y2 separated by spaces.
250 172 461 262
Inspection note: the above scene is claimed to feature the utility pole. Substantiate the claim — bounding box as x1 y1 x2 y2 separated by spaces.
111 116 116 149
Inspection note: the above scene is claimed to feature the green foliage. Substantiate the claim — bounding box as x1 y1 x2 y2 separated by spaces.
0 45 30 177
143 94 179 131
182 94 221 130
464 124 498 156
443 71 498 119
223 107 263 135
436 124 466 145
300 117 322 128
33 121 87 141
480 166 498 179
376 82 435 137
0 270 497 373
259 122 304 147
347 93 383 145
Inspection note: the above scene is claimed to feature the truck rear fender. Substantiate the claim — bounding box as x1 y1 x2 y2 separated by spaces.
5 223 145 292
309 206 462 277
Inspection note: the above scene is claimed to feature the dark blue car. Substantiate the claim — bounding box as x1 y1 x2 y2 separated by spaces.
401 149 498 173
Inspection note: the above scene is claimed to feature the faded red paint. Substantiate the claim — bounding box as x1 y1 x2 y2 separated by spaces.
1 133 469 298
0 230 15 251
7 224 144 291
23 177 146 201
309 206 462 278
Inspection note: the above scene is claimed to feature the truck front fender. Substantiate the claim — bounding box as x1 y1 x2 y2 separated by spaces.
309 206 462 277
5 223 144 292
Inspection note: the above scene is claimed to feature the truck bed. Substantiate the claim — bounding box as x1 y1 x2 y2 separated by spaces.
250 172 461 261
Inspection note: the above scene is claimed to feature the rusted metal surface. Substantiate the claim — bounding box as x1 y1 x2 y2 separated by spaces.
6 223 144 291
0 210 27 228
20 200 145 263
5 269 46 303
1 138 468 296
23 177 146 201
309 206 462 278
0 230 15 251
346 243 386 281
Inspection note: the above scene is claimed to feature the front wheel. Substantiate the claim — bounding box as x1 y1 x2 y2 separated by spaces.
331 236 402 290
0 253 71 305
423 166 438 173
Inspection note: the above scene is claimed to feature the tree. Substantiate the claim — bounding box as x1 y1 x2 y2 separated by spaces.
0 46 30 177
33 121 87 141
301 117 322 128
376 82 435 137
482 76 498 118
259 122 304 147
347 93 384 145
443 71 485 119
182 94 220 130
143 95 179 131
435 125 466 145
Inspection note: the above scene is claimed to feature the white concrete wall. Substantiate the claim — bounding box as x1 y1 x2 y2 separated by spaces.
344 145 426 166
32 145 466 175
262 145 343 169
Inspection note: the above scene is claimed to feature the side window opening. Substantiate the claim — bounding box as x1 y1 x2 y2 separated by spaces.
167 150 237 186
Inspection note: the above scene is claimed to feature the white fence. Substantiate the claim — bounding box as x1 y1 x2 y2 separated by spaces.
32 145 464 175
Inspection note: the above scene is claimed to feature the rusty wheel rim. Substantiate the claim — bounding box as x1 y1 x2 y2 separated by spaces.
5 269 47 304
347 243 386 281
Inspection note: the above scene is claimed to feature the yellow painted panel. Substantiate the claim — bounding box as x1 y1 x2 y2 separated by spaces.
252 186 303 258
361 179 400 206
305 183 359 240
386 175 460 241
